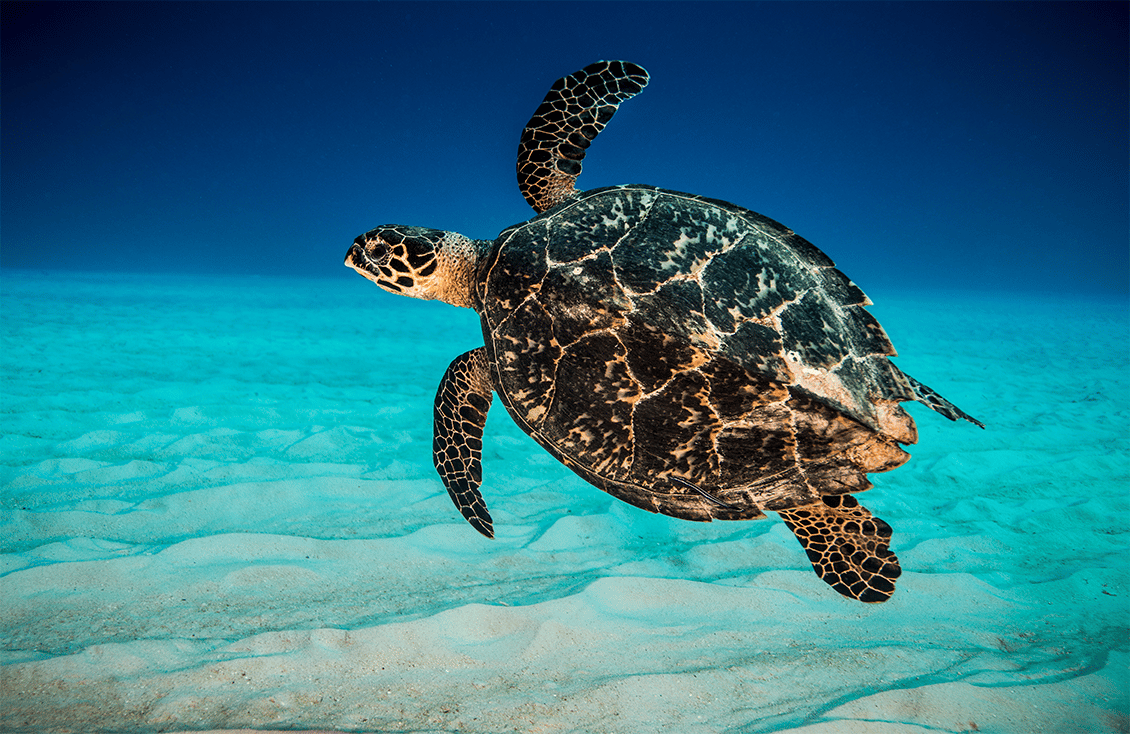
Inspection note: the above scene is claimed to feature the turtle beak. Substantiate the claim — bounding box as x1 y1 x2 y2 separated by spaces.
345 249 385 288
344 242 378 283
344 242 368 270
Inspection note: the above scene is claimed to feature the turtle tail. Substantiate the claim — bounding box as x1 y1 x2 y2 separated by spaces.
902 372 984 428
777 495 901 603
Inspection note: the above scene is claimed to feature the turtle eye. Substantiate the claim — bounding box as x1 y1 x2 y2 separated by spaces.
355 233 389 261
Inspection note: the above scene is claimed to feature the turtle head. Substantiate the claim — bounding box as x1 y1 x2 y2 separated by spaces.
345 225 482 310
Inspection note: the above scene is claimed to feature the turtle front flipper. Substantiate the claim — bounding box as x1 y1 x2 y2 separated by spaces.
433 348 495 537
517 60 649 213
777 495 902 603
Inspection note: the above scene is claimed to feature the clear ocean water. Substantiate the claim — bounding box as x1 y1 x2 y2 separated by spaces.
3 2 1127 732
2 268 1126 733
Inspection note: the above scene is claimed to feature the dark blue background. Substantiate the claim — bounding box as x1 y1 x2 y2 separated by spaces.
3 2 1126 295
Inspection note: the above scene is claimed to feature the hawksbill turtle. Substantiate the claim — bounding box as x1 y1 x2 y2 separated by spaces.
345 61 982 602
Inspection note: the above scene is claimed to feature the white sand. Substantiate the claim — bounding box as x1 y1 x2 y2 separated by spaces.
1 270 1127 733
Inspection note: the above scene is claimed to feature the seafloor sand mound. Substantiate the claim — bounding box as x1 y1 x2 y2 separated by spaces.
1 271 1127 732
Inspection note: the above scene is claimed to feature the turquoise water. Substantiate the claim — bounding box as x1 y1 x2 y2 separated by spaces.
1 269 1126 732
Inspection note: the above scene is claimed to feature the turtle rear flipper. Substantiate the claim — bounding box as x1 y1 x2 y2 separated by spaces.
517 60 649 213
777 495 902 603
433 348 495 537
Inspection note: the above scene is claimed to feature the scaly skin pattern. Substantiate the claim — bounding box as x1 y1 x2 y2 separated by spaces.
517 61 649 213
778 495 902 603
432 348 495 537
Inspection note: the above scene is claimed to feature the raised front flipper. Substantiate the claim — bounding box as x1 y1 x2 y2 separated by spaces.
433 348 495 537
517 60 649 213
777 495 902 603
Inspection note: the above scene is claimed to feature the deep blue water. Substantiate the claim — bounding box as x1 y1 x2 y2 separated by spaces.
2 2 1126 294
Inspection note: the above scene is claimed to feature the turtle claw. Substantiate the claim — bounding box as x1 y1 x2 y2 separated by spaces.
668 475 740 511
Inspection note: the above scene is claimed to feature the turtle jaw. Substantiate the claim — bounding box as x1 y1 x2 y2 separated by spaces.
343 242 389 289
343 242 366 271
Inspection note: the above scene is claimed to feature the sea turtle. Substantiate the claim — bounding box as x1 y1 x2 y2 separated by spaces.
345 61 982 603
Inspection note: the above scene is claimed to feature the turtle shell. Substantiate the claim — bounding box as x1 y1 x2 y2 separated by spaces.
477 184 916 521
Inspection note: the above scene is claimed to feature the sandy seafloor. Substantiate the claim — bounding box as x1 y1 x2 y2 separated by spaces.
1 268 1126 734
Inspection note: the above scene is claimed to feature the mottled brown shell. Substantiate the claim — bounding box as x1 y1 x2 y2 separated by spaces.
477 184 950 520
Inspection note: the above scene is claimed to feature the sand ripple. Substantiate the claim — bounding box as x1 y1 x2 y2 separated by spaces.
2 272 1126 732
